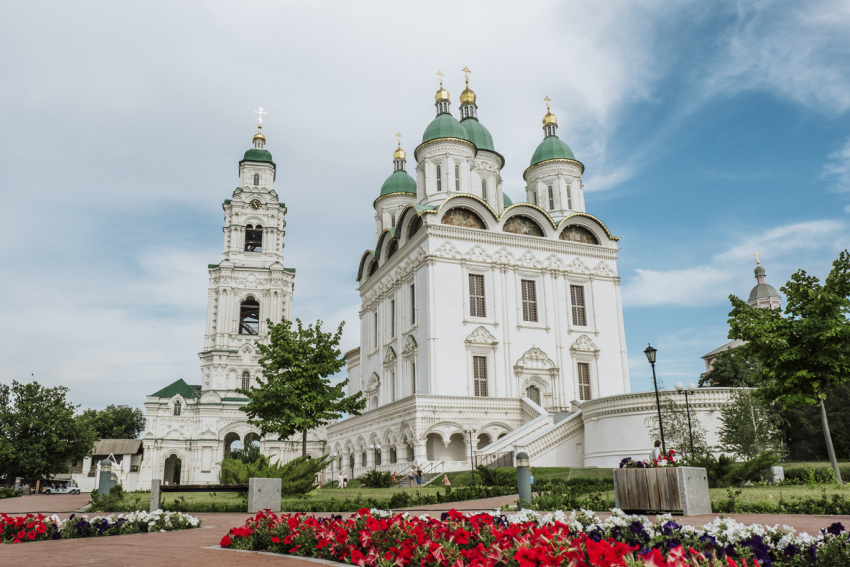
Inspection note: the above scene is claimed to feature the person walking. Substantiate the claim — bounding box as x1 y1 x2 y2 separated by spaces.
342 472 348 488
416 467 423 486
337 471 344 489
442 474 451 486
651 440 662 462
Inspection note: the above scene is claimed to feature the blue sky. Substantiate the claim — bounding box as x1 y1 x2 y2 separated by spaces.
1 1 849 410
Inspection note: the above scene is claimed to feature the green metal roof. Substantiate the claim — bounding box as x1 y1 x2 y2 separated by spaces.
208 264 219 269
460 118 495 152
529 136 577 167
151 378 201 399
503 193 513 208
242 148 274 163
422 113 470 144
379 170 417 197
284 267 296 273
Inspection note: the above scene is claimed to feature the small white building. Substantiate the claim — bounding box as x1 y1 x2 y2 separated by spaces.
326 78 734 476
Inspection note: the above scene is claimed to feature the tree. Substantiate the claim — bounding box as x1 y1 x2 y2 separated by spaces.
718 389 784 460
727 250 850 487
699 348 761 387
238 318 367 456
0 381 99 481
645 393 711 458
79 405 146 439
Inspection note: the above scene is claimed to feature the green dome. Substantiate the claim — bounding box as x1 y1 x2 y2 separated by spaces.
379 170 417 197
529 136 577 167
243 148 273 162
461 118 495 152
422 113 469 144
503 193 513 208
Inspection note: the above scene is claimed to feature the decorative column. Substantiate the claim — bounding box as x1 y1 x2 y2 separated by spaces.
414 441 427 464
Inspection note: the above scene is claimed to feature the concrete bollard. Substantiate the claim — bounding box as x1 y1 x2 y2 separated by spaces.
248 477 282 513
98 459 117 497
516 452 532 510
150 479 161 511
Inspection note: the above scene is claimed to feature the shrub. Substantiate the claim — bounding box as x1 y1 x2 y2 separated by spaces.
359 470 393 488
0 488 22 499
474 465 516 487
220 455 331 495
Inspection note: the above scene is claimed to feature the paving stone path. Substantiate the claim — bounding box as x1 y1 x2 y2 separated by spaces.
3 494 849 566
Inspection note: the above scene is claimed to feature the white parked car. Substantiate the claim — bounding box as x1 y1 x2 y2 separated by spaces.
43 484 80 495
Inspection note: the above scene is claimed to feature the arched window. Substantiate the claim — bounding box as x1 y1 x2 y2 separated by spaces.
239 298 259 335
436 165 442 191
454 164 460 191
482 179 488 200
526 385 541 405
407 216 423 239
548 185 555 210
245 224 263 252
241 371 250 390
390 214 396 228
253 173 260 186
173 400 181 416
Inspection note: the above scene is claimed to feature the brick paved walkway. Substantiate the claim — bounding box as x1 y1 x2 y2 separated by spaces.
3 494 849 566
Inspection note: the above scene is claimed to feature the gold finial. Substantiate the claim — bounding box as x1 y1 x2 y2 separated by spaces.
436 70 445 87
393 132 405 160
542 96 557 125
254 106 267 125
460 66 476 105
754 250 761 265
462 66 471 83
434 71 450 102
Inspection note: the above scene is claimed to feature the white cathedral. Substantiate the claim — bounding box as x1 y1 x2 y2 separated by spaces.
133 76 735 490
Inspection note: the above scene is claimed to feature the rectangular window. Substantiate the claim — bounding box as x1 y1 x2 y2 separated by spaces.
455 164 460 191
410 284 415 325
390 300 395 337
469 274 486 318
577 362 591 400
482 179 488 200
570 285 587 326
374 311 378 347
391 214 396 228
391 371 396 400
521 279 538 322
411 362 416 393
566 185 572 209
436 165 442 191
548 185 555 210
473 355 488 396
531 190 537 206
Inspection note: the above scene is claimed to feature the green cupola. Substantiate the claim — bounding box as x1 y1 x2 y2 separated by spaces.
379 139 417 198
240 124 274 164
528 98 580 168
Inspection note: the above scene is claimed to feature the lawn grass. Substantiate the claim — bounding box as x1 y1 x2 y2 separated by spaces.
708 483 847 505
154 485 446 507
444 466 613 486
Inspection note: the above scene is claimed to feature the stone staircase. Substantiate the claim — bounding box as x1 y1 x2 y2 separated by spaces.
390 472 441 489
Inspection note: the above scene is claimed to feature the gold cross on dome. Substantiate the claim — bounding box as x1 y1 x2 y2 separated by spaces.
462 66 471 81
544 96 551 111
254 107 267 124
754 250 761 265
395 132 402 147
436 70 444 87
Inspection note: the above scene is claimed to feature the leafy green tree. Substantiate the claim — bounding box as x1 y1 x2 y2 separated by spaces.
238 318 367 456
727 250 850 487
782 383 850 461
0 381 99 480
718 389 784 460
645 394 711 458
699 348 762 387
79 404 146 439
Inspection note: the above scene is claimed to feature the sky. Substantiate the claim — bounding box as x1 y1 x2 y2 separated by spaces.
1 1 849 411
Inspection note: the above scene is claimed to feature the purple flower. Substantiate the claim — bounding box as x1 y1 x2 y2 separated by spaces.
783 544 798 557
699 533 717 547
826 522 845 536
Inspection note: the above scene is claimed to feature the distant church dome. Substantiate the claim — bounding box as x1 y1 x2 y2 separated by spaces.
530 136 577 167
747 258 782 309
422 113 470 144
379 170 417 197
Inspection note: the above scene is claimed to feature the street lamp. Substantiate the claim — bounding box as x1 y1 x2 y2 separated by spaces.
644 344 666 455
675 382 698 456
463 425 477 482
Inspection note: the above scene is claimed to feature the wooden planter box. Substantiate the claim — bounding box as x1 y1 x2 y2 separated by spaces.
613 466 710 516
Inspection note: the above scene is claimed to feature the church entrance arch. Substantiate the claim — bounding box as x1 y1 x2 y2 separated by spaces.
244 432 260 447
163 454 182 485
476 433 491 450
223 432 242 458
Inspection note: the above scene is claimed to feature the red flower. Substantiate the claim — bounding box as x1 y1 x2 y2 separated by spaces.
27 531 36 540
514 546 540 567
220 535 232 547
271 536 281 543
36 523 46 534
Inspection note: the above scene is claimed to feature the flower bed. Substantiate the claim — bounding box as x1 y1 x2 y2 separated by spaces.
1 510 201 544
220 508 850 566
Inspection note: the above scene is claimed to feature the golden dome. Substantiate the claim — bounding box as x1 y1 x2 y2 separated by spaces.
253 124 266 142
542 96 557 125
435 87 450 102
460 78 476 105
393 145 406 160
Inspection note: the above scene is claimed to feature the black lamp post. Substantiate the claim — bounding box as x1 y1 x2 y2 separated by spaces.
463 425 477 482
675 382 697 456
644 344 666 455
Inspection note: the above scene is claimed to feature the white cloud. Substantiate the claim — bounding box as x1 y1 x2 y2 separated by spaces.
700 0 850 113
622 219 849 307
823 138 850 192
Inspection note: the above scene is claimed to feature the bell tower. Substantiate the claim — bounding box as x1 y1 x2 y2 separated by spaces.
198 109 295 395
